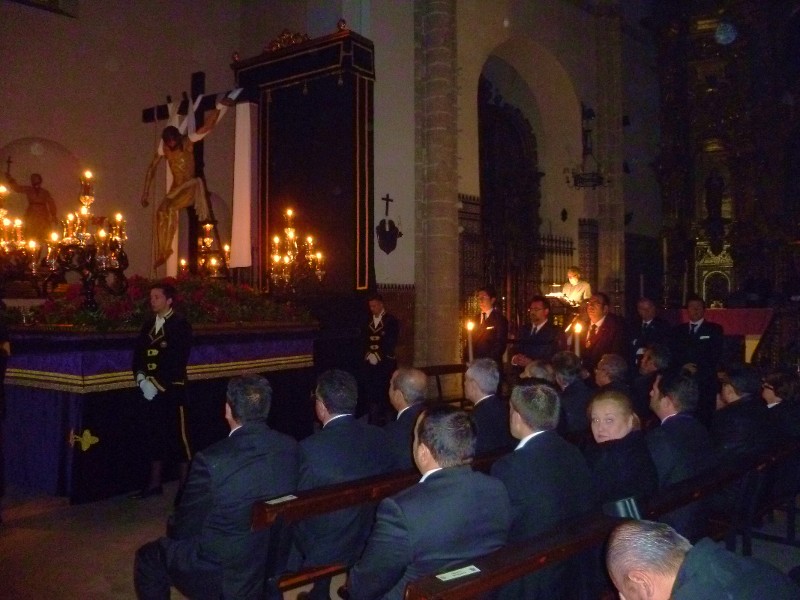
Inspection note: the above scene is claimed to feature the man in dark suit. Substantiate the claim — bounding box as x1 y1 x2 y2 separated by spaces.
349 405 511 600
669 295 724 425
630 343 671 427
290 369 397 600
130 282 193 500
360 293 400 424
472 285 508 369
647 369 717 541
630 297 670 367
552 350 593 434
384 368 428 469
607 520 800 599
133 375 300 600
491 383 594 598
581 292 628 376
711 365 771 462
465 358 514 455
510 295 566 368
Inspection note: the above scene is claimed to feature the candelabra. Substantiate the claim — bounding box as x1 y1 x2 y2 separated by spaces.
269 208 325 295
0 171 129 310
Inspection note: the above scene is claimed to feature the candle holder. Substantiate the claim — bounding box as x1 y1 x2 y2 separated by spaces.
269 208 325 296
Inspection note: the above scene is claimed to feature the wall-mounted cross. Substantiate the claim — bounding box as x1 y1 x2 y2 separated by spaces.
381 193 393 216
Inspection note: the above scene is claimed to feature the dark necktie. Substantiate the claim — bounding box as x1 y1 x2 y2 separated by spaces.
690 323 697 335
481 313 486 324
587 324 598 347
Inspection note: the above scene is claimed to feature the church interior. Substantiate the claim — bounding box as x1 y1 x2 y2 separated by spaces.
4 0 800 598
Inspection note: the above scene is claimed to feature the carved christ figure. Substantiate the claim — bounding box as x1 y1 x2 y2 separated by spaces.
141 92 238 268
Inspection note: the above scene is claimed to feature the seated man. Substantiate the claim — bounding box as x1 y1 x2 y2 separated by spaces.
349 405 511 600
510 295 566 368
630 343 671 426
552 351 592 433
464 358 515 455
290 369 397 600
491 383 594 599
384 368 428 469
594 353 630 396
133 375 300 600
606 520 800 599
711 365 771 462
647 370 717 541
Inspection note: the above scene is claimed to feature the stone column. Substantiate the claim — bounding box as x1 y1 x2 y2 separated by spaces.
594 1 626 310
414 0 460 365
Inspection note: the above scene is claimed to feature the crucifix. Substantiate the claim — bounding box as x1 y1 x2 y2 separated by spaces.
140 71 234 275
376 193 402 255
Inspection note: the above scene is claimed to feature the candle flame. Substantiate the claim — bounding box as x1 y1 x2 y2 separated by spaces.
83 170 93 179
286 208 293 217
50 232 59 242
574 322 583 334
466 321 475 331
115 213 123 222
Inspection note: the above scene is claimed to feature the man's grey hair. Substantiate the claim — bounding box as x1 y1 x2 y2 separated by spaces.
392 368 427 405
646 343 672 370
598 354 628 383
521 359 556 383
552 351 583 385
606 520 691 580
466 358 499 395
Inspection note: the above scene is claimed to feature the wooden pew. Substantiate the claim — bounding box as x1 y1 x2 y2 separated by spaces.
251 451 506 593
404 441 800 600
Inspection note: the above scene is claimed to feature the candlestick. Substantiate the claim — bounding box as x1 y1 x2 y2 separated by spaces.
573 322 583 358
466 321 475 363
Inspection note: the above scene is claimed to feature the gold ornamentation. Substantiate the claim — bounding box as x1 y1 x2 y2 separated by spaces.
69 428 99 452
266 29 311 53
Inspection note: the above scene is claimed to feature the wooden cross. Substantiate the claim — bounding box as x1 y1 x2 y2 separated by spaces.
381 193 393 216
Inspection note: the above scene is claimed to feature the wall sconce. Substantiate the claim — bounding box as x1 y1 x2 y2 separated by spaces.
564 103 608 189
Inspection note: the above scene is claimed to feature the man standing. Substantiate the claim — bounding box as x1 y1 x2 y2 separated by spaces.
581 292 628 376
130 282 192 500
510 295 566 368
360 293 399 424
134 375 300 600
472 285 508 369
630 297 670 366
647 370 717 540
669 295 723 425
606 520 800 599
491 383 594 598
349 405 511 600
384 368 428 469
465 358 514 456
290 369 396 600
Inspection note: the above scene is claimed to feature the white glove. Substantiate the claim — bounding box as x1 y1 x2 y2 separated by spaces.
139 378 158 401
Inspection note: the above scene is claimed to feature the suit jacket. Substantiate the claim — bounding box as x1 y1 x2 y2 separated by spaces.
581 313 628 373
349 466 511 600
559 379 592 433
292 415 397 567
383 403 425 470
132 311 192 394
162 422 300 599
491 431 594 599
630 316 670 362
646 412 718 541
513 320 566 362
471 394 515 456
669 320 724 375
672 538 800 599
710 394 771 463
473 308 508 367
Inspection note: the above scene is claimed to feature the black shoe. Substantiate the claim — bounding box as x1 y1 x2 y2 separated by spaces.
128 486 163 499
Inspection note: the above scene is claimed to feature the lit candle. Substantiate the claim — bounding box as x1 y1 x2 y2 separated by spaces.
466 321 475 363
272 235 280 256
286 208 294 227
573 321 583 358
2 218 10 242
14 219 23 243
179 258 187 273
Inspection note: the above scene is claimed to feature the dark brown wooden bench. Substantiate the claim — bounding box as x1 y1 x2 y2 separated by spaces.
420 363 467 409
403 441 800 599
251 451 507 594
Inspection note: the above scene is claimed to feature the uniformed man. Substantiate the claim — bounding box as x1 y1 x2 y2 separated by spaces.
130 282 192 500
360 293 399 425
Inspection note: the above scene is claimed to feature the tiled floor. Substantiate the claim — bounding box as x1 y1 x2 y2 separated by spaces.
1 482 798 599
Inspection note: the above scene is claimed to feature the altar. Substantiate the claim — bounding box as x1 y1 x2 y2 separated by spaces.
3 324 317 503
